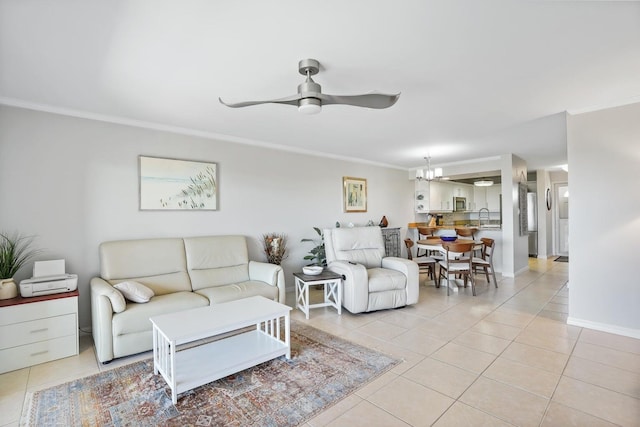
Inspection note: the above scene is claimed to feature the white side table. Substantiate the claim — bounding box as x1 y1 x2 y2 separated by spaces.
293 271 342 319
0 290 79 374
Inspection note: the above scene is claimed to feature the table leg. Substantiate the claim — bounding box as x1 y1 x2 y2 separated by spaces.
284 313 291 359
295 277 309 319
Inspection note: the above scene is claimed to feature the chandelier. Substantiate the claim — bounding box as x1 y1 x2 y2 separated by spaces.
415 155 443 181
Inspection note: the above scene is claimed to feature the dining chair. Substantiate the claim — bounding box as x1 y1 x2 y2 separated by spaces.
437 241 475 296
417 226 437 257
404 238 436 281
454 227 476 239
455 227 481 257
472 237 498 288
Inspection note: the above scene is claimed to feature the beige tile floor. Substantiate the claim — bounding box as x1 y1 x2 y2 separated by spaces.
2 259 639 426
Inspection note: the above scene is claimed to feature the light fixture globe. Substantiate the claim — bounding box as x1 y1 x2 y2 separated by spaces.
298 98 321 114
474 180 494 187
416 155 442 182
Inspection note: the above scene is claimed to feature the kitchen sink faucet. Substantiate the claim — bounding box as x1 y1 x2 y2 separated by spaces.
478 208 490 227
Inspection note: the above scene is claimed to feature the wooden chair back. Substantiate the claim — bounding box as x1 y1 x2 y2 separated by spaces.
403 238 415 260
417 227 436 239
480 237 495 261
455 227 476 238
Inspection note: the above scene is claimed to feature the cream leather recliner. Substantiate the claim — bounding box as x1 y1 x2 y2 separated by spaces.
323 227 419 314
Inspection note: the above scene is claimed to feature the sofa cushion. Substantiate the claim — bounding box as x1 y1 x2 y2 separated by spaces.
184 236 251 290
114 281 154 303
195 281 278 304
367 268 407 292
100 238 191 295
112 292 208 336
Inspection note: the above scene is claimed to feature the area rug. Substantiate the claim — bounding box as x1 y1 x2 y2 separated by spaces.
555 256 569 262
21 321 399 427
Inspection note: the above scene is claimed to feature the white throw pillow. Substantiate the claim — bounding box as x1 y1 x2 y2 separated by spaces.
114 281 154 303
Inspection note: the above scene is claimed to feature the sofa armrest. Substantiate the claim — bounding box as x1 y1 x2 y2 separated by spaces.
382 257 419 305
327 260 369 313
248 261 285 304
90 277 125 363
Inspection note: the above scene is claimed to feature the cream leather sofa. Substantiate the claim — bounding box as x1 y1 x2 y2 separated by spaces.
90 235 285 363
324 226 419 313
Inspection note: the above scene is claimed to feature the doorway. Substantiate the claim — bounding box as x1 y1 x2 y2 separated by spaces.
555 182 569 256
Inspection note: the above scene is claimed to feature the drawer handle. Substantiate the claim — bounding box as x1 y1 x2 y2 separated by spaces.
30 328 49 333
30 350 49 357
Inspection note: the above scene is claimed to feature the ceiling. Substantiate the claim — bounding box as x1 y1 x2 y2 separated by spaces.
1 1 639 172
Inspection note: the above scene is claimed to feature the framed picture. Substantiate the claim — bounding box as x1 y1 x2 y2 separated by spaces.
139 156 217 210
518 182 528 236
343 176 367 212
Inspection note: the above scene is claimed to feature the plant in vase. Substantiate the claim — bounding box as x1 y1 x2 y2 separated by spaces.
301 227 326 267
0 232 42 299
262 233 287 265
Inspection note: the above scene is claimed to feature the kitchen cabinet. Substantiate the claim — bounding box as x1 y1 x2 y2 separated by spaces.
415 180 429 213
473 186 488 210
487 185 501 211
429 181 453 211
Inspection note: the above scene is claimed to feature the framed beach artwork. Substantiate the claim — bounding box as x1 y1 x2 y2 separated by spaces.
139 156 218 210
343 176 367 212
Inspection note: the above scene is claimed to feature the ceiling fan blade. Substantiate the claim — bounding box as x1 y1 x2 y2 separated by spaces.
219 93 302 108
318 92 400 109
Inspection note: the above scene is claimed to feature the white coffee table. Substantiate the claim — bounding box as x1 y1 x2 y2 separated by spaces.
150 296 291 403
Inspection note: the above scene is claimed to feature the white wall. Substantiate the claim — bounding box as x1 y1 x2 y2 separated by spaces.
501 154 529 276
567 102 640 338
535 170 551 258
0 106 414 328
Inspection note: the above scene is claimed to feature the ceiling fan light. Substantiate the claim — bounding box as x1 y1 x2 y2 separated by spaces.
474 180 494 187
298 98 321 115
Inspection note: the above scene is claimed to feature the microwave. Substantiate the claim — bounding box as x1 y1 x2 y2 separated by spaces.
454 197 466 211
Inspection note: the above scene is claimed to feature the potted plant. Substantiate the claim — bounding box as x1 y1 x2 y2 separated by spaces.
301 227 326 267
0 232 42 300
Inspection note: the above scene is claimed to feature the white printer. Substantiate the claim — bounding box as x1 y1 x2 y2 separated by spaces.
19 259 78 297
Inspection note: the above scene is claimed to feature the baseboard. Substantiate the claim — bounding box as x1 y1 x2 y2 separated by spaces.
567 317 640 340
500 265 528 278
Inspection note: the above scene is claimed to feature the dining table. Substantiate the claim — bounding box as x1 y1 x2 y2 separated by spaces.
416 237 483 293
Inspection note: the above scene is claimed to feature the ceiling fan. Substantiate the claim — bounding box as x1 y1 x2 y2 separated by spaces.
219 59 400 115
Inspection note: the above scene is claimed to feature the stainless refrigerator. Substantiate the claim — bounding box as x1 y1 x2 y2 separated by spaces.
527 192 538 257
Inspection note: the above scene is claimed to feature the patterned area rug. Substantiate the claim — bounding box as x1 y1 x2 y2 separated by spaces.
555 256 569 262
21 321 399 427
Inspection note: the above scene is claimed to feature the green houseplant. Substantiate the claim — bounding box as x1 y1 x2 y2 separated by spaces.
301 227 326 266
0 232 42 299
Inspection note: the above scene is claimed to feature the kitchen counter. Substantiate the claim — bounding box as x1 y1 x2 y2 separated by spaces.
408 223 501 230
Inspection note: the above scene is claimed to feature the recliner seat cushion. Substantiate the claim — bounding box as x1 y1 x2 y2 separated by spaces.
367 268 407 292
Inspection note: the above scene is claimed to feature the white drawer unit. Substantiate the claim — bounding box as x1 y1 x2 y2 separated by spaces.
0 292 78 374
